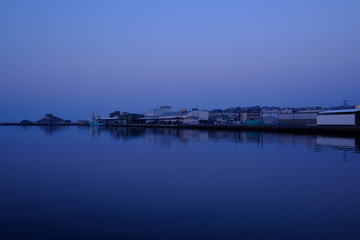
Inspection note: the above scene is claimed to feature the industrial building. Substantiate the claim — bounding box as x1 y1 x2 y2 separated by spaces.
279 109 320 125
261 108 281 117
262 115 279 125
317 109 360 126
145 106 172 117
141 108 209 125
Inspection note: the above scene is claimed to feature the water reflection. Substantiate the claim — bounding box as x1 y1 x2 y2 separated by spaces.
315 136 360 154
21 125 70 135
86 126 360 153
1 126 360 239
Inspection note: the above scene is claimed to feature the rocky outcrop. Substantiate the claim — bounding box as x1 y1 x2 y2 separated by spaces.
20 119 34 125
36 114 71 124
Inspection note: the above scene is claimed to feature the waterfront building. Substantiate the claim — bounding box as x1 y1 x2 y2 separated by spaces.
240 110 261 123
109 111 121 118
262 115 279 125
183 116 200 125
186 109 209 122
213 116 228 125
279 109 321 125
119 112 145 124
317 109 360 126
145 106 172 117
209 112 239 124
280 108 293 114
261 108 281 117
239 112 248 123
178 108 188 113
140 108 209 124
161 109 209 124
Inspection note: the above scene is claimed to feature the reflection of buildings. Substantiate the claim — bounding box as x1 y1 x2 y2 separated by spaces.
106 127 146 140
316 136 360 152
38 125 69 135
317 137 355 148
316 136 360 162
86 126 360 154
142 129 211 145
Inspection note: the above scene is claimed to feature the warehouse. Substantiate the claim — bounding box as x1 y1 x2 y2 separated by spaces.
317 109 360 126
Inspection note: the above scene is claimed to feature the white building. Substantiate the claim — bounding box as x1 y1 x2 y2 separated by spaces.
183 116 200 124
145 106 172 117
240 111 261 122
280 108 293 114
261 108 280 117
317 109 360 126
145 108 209 124
186 109 209 121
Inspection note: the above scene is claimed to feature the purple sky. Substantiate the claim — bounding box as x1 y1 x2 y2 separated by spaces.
1 0 359 122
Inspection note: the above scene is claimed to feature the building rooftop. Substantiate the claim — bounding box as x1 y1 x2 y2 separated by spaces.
319 109 360 114
161 111 190 116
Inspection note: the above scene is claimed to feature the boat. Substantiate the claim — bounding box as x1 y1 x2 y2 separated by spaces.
88 113 105 126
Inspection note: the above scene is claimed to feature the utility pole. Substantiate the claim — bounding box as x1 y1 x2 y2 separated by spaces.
344 100 347 109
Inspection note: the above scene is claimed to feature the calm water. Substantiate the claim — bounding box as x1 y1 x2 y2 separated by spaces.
1 126 360 240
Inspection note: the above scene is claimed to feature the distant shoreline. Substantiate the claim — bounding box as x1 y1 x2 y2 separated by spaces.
0 123 84 126
1 123 360 137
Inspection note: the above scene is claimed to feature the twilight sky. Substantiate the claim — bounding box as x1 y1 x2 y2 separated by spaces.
1 0 359 122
